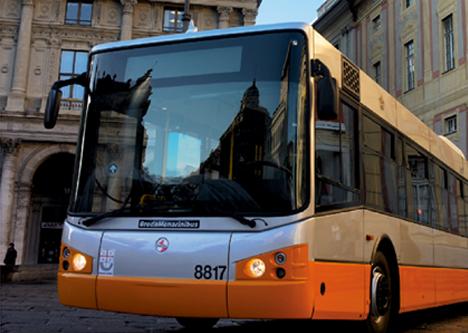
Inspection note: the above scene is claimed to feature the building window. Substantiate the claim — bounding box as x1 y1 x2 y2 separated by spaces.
59 50 88 101
372 15 381 31
443 14 455 71
373 61 381 84
405 0 414 8
444 115 457 135
65 0 92 25
405 40 415 91
163 7 184 33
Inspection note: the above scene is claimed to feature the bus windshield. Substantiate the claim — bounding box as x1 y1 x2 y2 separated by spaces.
71 31 309 217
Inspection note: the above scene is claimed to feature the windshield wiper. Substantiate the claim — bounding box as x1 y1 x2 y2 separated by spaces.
82 205 137 227
189 202 267 229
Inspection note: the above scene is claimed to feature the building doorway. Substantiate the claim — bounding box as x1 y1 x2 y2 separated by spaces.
28 153 74 264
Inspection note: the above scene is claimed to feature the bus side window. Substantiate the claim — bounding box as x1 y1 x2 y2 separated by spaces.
440 167 450 230
447 173 459 233
405 144 430 224
362 115 383 209
429 161 439 228
315 102 360 208
456 179 464 236
396 137 407 217
463 183 468 236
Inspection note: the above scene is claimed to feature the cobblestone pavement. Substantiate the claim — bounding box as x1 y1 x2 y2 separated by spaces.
1 281 467 333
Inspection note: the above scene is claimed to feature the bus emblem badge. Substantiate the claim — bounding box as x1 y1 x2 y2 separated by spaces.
155 237 169 253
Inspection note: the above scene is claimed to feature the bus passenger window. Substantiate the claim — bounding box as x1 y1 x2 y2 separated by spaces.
436 167 450 230
396 138 407 217
315 102 359 209
362 116 398 214
448 173 459 233
456 179 464 235
463 183 468 236
406 145 430 224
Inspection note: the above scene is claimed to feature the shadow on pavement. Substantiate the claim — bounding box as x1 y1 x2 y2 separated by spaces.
175 302 468 333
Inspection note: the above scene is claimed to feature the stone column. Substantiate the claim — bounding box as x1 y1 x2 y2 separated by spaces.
217 7 233 29
0 139 20 261
242 8 257 26
13 182 32 265
120 0 137 40
5 0 34 112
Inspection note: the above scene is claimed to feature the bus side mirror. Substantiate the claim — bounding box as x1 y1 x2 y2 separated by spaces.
43 73 88 129
311 59 337 120
44 87 62 129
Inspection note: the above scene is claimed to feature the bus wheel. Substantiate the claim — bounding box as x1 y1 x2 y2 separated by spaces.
367 251 395 333
176 317 219 330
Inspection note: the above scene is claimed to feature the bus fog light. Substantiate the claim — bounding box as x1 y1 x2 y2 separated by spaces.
244 258 266 278
63 247 71 258
276 268 286 279
72 253 87 271
274 252 287 265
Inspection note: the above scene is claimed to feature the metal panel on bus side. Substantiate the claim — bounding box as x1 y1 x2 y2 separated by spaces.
395 101 431 153
359 72 397 127
96 230 231 318
363 210 401 261
311 209 364 262
433 230 468 269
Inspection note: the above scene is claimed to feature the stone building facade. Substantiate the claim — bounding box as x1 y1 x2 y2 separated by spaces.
0 0 260 265
314 0 468 154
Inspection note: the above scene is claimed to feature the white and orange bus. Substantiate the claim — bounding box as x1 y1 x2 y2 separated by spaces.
44 23 468 333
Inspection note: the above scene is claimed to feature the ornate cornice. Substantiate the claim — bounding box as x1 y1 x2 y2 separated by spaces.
31 25 120 46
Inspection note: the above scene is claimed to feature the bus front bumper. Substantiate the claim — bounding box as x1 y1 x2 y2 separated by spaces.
57 272 314 319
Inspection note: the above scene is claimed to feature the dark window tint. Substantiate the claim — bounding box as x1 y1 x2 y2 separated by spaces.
463 183 468 236
448 173 459 233
316 102 360 208
396 138 407 217
406 144 430 224
362 116 398 213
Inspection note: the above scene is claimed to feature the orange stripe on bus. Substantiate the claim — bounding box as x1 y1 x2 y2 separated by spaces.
228 279 314 318
311 261 370 320
58 272 97 309
399 266 468 313
96 276 228 318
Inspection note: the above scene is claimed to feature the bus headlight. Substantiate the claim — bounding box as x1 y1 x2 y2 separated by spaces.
72 253 87 271
244 258 266 278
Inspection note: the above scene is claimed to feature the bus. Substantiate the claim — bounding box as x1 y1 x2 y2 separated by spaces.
44 23 468 333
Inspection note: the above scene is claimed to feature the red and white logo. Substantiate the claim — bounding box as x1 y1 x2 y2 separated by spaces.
155 237 169 253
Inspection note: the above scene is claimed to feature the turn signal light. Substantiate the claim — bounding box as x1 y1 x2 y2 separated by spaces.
59 244 93 274
236 244 308 281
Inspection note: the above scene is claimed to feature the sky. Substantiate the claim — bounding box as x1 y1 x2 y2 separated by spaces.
256 0 322 25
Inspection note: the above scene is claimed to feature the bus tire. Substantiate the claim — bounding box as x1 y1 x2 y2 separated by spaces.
366 251 397 333
175 317 219 330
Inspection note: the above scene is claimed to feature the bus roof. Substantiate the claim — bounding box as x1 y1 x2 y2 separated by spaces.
90 22 311 54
